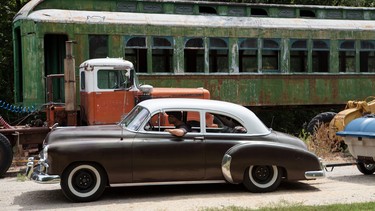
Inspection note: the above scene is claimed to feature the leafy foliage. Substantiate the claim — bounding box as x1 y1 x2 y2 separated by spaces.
0 1 26 120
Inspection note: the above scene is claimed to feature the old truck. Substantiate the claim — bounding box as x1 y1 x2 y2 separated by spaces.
0 41 210 176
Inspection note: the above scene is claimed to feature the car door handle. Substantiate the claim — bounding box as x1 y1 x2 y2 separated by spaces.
194 136 204 142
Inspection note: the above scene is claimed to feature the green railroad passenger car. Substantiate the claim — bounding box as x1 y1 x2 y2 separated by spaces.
12 0 375 111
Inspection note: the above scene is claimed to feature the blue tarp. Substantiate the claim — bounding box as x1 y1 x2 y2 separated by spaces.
336 117 375 138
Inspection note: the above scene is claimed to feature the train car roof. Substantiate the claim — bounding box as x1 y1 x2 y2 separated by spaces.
19 9 375 31
14 0 375 23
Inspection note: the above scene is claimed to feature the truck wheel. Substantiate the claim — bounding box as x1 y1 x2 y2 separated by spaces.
61 163 107 202
356 163 375 175
307 112 337 135
0 133 13 177
243 165 281 193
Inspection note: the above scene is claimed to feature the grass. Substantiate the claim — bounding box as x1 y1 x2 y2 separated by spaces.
16 173 27 182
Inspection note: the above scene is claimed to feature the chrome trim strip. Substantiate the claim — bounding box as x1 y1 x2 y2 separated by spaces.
110 180 226 187
221 154 234 184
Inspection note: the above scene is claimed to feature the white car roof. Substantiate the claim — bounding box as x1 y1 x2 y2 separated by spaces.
138 98 270 135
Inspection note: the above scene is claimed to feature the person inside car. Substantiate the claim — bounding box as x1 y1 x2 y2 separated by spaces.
165 111 191 137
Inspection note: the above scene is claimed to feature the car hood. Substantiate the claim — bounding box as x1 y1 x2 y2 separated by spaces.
44 125 134 145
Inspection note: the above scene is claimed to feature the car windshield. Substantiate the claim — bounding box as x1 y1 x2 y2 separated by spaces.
120 106 150 131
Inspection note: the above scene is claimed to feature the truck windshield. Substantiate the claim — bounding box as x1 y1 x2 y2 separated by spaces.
120 106 150 131
97 68 134 89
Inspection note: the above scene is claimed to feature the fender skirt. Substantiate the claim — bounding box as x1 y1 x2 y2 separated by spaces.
221 141 322 184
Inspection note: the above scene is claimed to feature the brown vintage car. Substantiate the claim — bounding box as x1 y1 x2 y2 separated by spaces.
26 98 324 202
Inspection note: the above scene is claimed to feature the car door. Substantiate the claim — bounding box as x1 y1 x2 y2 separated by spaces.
132 110 205 182
203 112 249 180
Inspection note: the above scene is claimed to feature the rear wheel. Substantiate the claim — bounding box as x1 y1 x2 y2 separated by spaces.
307 112 337 135
0 133 13 177
61 163 107 202
243 165 281 193
357 162 375 175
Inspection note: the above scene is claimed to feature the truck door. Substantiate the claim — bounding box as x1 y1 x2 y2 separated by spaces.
81 67 136 125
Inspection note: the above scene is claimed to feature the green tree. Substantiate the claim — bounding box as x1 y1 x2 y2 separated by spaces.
0 0 26 120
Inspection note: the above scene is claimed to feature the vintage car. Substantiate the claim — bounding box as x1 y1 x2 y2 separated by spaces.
26 98 324 202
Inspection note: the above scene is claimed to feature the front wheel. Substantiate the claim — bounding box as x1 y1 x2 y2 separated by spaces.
357 162 375 175
61 163 107 202
243 165 282 193
0 133 13 177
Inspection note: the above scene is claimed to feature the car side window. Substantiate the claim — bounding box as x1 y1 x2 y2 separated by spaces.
206 112 247 134
144 111 201 133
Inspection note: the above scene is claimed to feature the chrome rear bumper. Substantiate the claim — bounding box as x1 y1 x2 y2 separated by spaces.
26 157 60 184
305 170 325 179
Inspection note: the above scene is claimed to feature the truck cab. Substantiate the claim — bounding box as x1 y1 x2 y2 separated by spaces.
79 58 210 125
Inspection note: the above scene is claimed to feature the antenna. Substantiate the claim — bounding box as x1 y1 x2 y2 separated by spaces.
270 116 275 129
120 123 124 141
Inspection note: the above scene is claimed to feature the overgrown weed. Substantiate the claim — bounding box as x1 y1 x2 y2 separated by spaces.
300 125 351 161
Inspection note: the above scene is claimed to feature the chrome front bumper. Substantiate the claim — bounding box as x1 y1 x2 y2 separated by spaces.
26 157 60 184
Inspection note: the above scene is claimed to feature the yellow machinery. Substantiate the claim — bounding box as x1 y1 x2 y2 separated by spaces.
329 97 375 140
308 97 375 144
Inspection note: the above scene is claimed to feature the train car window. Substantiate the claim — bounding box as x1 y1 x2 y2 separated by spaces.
143 3 163 13
290 40 308 72
125 36 147 73
360 41 375 72
127 37 146 47
339 40 355 72
360 41 375 49
199 6 217 15
312 40 330 72
300 10 316 18
251 8 268 16
228 7 246 16
175 4 194 15
326 10 343 19
185 38 204 73
209 38 228 73
278 8 295 18
89 35 108 59
152 37 173 73
239 38 258 72
262 39 280 71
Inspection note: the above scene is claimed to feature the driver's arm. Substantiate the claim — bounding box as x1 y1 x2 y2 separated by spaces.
165 128 187 137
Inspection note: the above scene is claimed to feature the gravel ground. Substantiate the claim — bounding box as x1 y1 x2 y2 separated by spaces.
1 163 375 210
